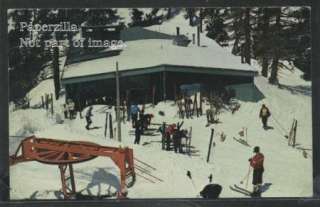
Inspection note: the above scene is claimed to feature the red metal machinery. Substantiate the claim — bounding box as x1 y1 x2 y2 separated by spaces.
9 136 135 199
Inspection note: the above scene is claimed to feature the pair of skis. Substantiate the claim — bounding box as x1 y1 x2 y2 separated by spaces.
233 137 251 147
229 184 253 197
134 158 163 184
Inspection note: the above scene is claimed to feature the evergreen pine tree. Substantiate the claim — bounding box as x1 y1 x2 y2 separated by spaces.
130 9 144 26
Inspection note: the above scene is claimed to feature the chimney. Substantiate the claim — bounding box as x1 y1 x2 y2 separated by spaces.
197 26 200 46
176 27 180 36
192 33 195 45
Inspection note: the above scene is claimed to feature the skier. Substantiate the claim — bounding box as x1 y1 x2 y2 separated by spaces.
141 113 154 130
165 123 176 150
134 119 143 144
248 146 264 197
130 104 140 128
173 129 188 153
259 104 271 129
172 129 181 153
85 106 93 130
200 183 222 199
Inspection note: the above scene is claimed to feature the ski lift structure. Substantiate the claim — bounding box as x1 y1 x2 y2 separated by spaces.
9 136 136 199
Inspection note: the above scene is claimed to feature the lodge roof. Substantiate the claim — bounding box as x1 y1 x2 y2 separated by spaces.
62 38 256 80
61 13 257 84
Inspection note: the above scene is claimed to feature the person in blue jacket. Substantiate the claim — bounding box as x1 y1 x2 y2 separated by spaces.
130 104 140 127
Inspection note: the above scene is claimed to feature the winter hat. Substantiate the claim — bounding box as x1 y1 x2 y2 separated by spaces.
253 146 260 153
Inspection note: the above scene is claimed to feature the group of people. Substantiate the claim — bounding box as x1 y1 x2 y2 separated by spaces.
62 99 76 120
130 104 154 145
79 99 268 198
159 122 190 153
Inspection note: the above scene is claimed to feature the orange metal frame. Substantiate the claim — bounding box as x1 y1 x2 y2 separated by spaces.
10 136 135 198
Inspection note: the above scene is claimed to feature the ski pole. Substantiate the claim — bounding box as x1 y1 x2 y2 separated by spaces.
187 171 198 197
240 165 251 184
245 167 252 190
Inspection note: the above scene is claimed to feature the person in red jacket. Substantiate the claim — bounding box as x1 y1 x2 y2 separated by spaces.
249 146 264 197
164 124 176 150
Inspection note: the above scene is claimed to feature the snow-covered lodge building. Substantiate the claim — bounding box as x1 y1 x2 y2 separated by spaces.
60 17 259 109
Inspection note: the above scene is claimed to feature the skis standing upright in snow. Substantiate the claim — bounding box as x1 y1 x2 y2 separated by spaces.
187 126 192 155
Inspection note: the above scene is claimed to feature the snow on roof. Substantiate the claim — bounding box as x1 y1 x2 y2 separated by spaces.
62 12 257 81
62 38 256 80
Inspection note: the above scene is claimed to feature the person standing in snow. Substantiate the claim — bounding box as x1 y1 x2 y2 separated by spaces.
141 113 154 130
62 104 68 119
259 104 271 129
249 146 264 197
85 106 93 130
134 119 143 144
165 123 176 150
68 99 75 119
172 129 181 153
130 104 140 128
173 129 188 153
177 97 185 119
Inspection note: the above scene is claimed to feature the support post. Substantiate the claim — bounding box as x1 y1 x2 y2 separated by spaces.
59 164 76 199
115 61 121 142
292 119 298 147
199 8 203 33
152 85 156 107
207 128 214 163
199 90 203 115
109 113 113 139
162 71 166 101
50 93 54 115
197 26 200 46
174 84 177 103
126 90 130 121
104 112 108 138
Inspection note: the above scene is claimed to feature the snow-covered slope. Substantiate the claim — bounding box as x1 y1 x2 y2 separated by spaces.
10 65 312 199
9 10 312 200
